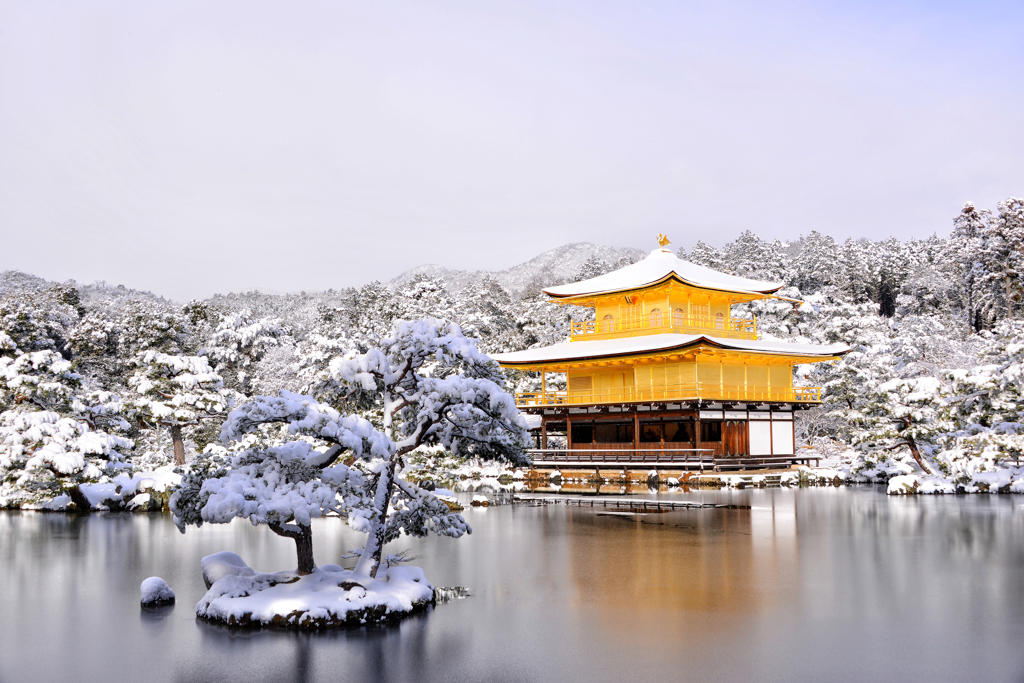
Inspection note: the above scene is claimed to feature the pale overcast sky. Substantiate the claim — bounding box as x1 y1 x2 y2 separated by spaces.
1 0 1022 300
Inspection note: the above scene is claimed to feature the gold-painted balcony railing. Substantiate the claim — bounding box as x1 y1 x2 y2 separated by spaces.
570 314 757 341
515 384 821 407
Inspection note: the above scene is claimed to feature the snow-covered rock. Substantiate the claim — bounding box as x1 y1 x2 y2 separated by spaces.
201 551 257 589
140 577 175 605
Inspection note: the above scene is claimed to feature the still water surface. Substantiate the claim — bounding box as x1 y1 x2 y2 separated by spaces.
2 487 1024 683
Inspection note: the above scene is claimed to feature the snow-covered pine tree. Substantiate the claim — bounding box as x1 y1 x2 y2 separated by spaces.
204 309 288 394
572 256 612 282
0 334 131 509
396 276 455 326
792 231 841 295
977 198 1024 322
839 238 874 304
325 318 528 578
128 352 233 465
944 320 1024 468
878 270 897 317
722 231 790 283
945 202 990 334
454 277 522 353
0 286 80 356
684 242 726 271
170 395 390 574
852 375 951 475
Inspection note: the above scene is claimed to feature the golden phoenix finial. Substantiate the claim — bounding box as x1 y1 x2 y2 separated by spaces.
657 233 671 248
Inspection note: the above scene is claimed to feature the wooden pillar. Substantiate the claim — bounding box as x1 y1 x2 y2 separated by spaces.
633 412 640 452
719 359 724 401
695 410 703 466
743 361 748 402
541 418 548 449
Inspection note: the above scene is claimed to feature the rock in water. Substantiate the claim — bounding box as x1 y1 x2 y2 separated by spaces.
201 551 256 589
140 577 175 605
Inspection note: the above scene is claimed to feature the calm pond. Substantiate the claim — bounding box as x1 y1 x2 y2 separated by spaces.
2 487 1023 683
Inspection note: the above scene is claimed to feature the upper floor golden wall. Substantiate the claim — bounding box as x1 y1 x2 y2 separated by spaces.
567 281 762 341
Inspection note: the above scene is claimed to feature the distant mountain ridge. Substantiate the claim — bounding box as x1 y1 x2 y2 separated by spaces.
389 242 646 296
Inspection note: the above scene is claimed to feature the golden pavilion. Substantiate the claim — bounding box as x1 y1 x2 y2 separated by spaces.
491 238 849 469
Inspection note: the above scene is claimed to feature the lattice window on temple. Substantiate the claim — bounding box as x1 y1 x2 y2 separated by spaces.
649 308 663 328
602 314 615 332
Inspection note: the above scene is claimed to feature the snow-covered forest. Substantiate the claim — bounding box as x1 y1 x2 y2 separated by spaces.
2 197 1023 508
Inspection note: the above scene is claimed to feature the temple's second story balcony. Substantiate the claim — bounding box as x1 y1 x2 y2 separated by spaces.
570 313 757 341
515 384 820 407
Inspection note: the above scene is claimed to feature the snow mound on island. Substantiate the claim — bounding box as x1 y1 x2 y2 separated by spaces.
201 551 256 588
195 553 435 629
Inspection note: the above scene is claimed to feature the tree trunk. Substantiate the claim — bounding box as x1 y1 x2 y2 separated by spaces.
294 527 314 575
270 522 315 575
904 436 932 475
354 459 397 579
66 485 91 512
1005 276 1014 320
967 274 974 335
170 425 185 465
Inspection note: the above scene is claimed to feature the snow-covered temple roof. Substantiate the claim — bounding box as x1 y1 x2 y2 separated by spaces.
492 334 849 368
543 248 784 299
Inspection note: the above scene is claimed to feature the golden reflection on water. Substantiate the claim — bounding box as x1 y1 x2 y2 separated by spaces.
560 500 800 643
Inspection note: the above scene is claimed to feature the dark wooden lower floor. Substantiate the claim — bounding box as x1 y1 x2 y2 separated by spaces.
527 401 804 460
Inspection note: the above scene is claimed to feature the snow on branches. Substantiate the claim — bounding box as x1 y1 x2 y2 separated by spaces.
128 351 233 465
171 440 370 575
328 318 528 462
852 376 952 474
204 309 287 393
220 391 392 460
0 350 80 413
324 318 527 577
0 409 131 509
171 318 526 577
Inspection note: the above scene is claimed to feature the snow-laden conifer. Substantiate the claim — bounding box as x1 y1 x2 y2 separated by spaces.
0 336 131 509
204 309 287 393
128 352 233 465
325 318 528 577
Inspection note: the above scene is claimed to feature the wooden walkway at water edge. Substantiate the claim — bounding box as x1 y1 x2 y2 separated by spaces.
511 496 751 511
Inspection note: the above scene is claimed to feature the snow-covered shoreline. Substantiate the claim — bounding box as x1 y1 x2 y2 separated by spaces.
434 453 1024 497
